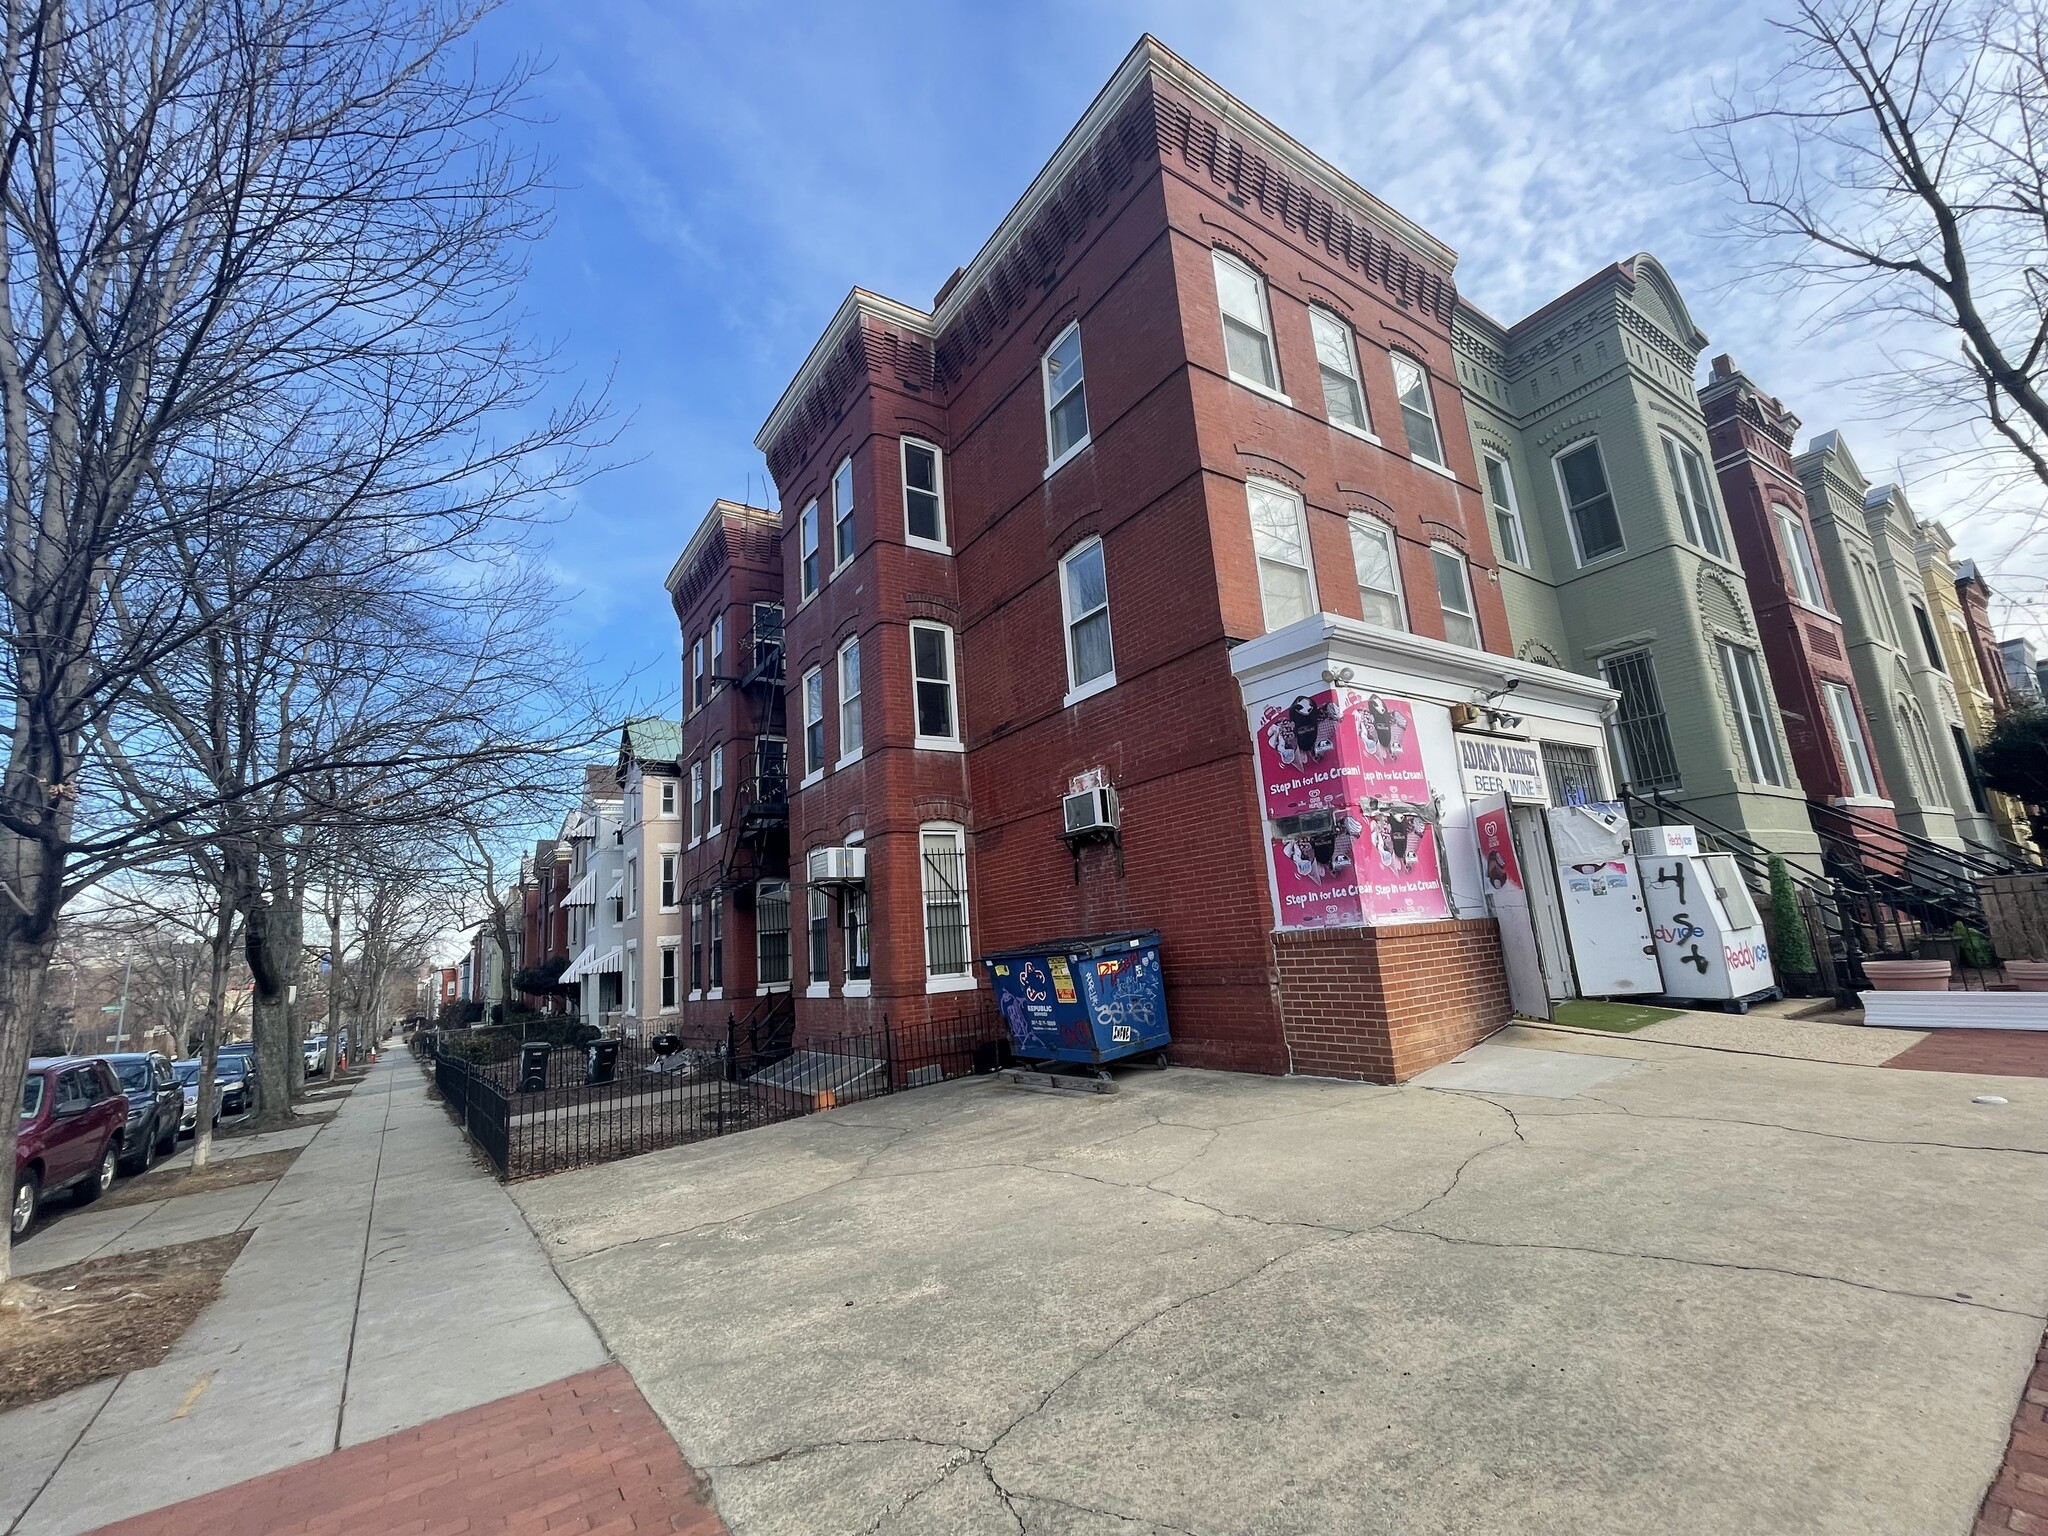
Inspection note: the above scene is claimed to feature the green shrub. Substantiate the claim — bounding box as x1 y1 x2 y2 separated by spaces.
1954 923 1997 969
1768 855 1816 975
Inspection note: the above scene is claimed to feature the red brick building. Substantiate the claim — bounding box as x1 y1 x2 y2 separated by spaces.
516 838 573 1013
749 37 1619 1080
664 501 790 1036
1699 356 1893 824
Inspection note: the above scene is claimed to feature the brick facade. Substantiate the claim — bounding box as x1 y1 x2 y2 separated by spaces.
1272 919 1509 1081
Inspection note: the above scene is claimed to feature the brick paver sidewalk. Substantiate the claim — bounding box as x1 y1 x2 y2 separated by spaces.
1975 1326 2048 1535
86 1364 726 1536
1884 1028 2048 1078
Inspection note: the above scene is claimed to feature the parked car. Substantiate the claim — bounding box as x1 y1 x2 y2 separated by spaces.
99 1052 182 1173
212 1054 251 1115
14 1058 126 1238
171 1060 222 1137
303 1036 327 1077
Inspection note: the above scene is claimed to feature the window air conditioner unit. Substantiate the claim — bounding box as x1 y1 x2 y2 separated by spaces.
1271 808 1337 838
1062 785 1120 838
806 845 866 885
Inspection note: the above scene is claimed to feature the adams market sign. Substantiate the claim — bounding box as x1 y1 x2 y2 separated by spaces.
1453 731 1548 804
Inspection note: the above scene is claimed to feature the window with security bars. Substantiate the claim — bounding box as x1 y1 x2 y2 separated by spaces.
808 887 829 986
1541 742 1603 806
920 827 970 978
755 881 791 986
689 902 703 993
1599 649 1682 790
708 897 723 990
842 886 870 981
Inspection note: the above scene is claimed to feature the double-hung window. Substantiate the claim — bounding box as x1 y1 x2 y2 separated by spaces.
1910 601 1946 672
659 779 677 818
807 887 829 988
1600 649 1682 790
756 881 791 987
708 748 723 833
832 458 855 570
1663 435 1728 557
708 896 723 991
1775 504 1827 608
1718 640 1787 787
1247 480 1315 631
1212 250 1279 393
1555 440 1625 563
690 637 705 712
1390 353 1445 467
1431 545 1481 649
1481 454 1528 566
799 501 821 599
689 762 703 843
710 616 724 684
920 825 971 986
1060 538 1115 701
801 667 825 778
902 438 946 550
1349 517 1405 630
661 942 679 1010
837 636 862 763
625 857 638 917
1043 322 1090 471
911 623 959 746
689 903 703 994
660 853 677 910
842 887 870 982
1310 309 1368 433
1821 682 1879 798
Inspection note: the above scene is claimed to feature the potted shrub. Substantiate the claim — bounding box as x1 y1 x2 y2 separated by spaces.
1767 856 1819 996
1862 957 1952 990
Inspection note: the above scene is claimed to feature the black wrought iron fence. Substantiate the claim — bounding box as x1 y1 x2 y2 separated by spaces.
417 1007 1008 1181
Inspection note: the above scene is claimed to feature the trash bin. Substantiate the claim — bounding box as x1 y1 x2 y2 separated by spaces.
585 1038 621 1085
981 930 1170 1066
517 1041 552 1093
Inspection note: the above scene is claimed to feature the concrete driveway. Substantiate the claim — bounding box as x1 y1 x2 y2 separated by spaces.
512 1023 2048 1536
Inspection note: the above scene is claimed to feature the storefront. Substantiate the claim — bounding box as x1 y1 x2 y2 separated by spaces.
1231 613 1621 1081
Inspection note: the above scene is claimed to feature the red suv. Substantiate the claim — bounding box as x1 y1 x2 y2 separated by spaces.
14 1057 126 1239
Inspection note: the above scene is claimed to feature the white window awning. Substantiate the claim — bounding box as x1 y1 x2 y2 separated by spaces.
560 944 597 983
589 947 624 975
604 877 624 902
564 871 597 907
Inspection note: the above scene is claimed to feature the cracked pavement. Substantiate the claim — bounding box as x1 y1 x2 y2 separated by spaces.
510 1022 2048 1536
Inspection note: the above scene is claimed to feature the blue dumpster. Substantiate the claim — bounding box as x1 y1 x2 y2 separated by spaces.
981 931 1170 1066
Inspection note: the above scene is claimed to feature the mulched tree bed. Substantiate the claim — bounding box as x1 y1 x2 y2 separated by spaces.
99 1147 303 1211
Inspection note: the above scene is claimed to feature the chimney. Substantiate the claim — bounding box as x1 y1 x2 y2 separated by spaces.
1711 353 1735 379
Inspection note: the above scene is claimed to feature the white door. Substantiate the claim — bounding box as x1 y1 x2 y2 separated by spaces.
1513 806 1577 1003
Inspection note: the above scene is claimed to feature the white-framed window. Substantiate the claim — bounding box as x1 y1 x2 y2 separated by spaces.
1481 453 1528 566
1212 248 1279 394
910 622 959 747
625 857 638 918
708 895 723 992
1775 503 1827 608
690 636 705 712
1718 640 1787 787
799 500 821 599
659 779 677 818
756 880 791 989
660 941 679 1011
1390 352 1445 467
689 902 703 994
807 886 829 989
832 457 855 570
1554 439 1625 563
920 824 973 988
708 748 723 833
1910 599 1947 673
1043 321 1090 472
689 761 704 843
1059 537 1115 703
1662 434 1728 558
1821 681 1880 799
1431 545 1481 649
710 614 724 684
1309 308 1369 434
801 666 825 779
1348 516 1405 630
842 886 870 982
1601 648 1683 790
1247 479 1316 631
837 635 862 764
902 438 946 550
660 852 677 910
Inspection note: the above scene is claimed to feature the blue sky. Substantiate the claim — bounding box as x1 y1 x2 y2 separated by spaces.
474 0 2043 714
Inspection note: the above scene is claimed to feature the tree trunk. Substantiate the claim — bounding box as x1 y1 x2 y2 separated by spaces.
190 887 238 1172
0 921 58 1285
243 893 296 1131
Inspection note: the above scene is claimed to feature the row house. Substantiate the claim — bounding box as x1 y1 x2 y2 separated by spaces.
749 36 1620 1080
664 500 791 1035
515 838 574 1012
558 765 628 1030
2000 637 2044 705
608 719 685 1038
1450 258 1823 866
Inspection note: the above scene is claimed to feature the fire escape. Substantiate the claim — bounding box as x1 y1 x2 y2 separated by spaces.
715 604 794 1063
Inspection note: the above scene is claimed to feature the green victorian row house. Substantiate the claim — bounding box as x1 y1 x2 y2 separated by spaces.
1449 254 2019 872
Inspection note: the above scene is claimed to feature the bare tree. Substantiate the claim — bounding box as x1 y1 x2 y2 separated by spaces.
1701 0 2048 530
0 0 602 1276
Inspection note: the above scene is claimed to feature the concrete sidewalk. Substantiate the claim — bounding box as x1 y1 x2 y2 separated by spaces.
1 1055 607 1536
